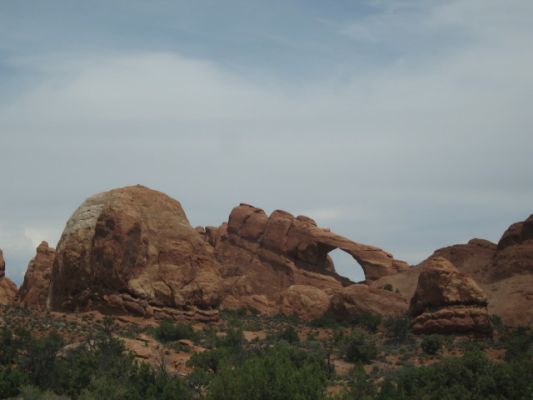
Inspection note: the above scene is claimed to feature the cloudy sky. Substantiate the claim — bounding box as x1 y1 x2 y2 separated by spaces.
1 0 532 284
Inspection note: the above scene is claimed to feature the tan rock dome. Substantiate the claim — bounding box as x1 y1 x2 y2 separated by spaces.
49 185 222 321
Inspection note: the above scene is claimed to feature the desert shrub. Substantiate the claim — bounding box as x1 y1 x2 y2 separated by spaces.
420 334 445 355
279 326 300 343
382 284 393 292
380 351 533 400
0 323 192 400
309 312 339 328
154 320 196 342
207 345 328 400
347 364 377 399
0 367 29 398
218 327 244 350
357 313 382 333
18 385 70 400
500 326 533 362
384 316 410 344
187 348 231 374
20 331 64 389
343 329 377 364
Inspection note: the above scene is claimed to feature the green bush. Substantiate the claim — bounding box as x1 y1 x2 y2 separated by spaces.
381 351 533 400
207 345 328 400
357 313 382 333
420 335 445 355
382 284 393 292
343 329 377 364
187 348 231 374
154 320 196 342
347 364 377 399
384 317 410 344
309 312 339 328
0 324 192 400
279 326 299 343
500 326 533 362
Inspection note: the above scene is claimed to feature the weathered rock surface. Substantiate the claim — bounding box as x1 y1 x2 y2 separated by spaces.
329 284 408 321
490 215 533 281
279 285 331 320
0 249 17 305
205 203 408 316
409 257 491 335
49 185 222 321
17 241 55 308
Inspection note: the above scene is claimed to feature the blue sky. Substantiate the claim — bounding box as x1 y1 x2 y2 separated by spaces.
1 0 532 284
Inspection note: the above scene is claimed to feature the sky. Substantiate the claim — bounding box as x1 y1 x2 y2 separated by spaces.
1 0 532 285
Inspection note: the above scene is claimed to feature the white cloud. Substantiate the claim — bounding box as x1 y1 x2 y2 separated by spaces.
0 0 532 275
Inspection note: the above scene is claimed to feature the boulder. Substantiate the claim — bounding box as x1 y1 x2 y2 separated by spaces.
279 285 331 320
17 241 55 308
409 257 491 335
0 249 17 305
49 185 222 320
329 284 408 321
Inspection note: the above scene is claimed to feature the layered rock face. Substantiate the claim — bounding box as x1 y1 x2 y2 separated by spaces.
0 249 17 305
49 185 222 322
17 242 55 308
202 203 409 318
330 284 408 321
409 257 491 335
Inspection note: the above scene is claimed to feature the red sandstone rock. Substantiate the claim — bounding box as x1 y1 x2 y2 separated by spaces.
210 203 409 316
0 249 18 305
17 241 55 308
329 284 408 321
49 185 222 321
409 257 491 335
279 285 331 320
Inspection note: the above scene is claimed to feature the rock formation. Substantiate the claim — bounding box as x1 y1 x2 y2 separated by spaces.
279 285 330 320
49 185 222 322
0 249 18 305
373 214 533 327
330 284 408 321
491 215 533 281
17 242 55 308
409 257 491 335
202 203 409 319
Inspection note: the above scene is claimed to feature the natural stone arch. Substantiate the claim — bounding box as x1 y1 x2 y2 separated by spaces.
223 203 410 283
328 248 366 283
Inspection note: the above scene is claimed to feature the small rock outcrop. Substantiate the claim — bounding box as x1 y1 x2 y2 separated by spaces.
17 242 55 308
0 249 17 305
49 185 222 321
409 257 491 335
329 284 408 321
279 285 331 320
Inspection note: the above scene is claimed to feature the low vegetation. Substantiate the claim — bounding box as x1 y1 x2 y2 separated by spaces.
1 305 532 399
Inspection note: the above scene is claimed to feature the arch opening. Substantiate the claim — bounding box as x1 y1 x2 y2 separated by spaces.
328 248 366 283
